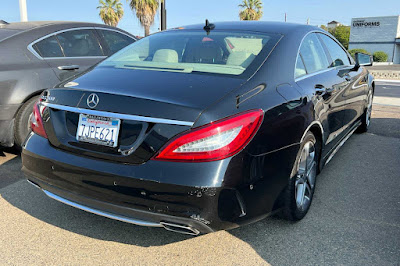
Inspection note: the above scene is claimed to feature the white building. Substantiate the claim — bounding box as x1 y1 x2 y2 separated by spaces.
349 15 400 63
327 20 342 30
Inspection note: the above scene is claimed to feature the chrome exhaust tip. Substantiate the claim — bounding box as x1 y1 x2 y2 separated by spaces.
160 221 200 236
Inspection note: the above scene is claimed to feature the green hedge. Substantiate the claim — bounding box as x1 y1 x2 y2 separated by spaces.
348 49 370 59
373 51 388 62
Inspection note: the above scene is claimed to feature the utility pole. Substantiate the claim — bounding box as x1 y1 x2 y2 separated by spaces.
284 13 287 22
161 0 167 30
158 0 161 31
19 0 28 22
307 18 310 25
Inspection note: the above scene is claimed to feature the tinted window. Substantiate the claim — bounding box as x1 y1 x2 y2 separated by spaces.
56 30 103 57
101 30 281 76
300 33 329 74
99 30 134 54
295 54 307 78
319 34 350 67
34 36 64 58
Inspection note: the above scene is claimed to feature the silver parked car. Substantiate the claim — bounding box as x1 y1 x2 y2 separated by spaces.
0 20 136 148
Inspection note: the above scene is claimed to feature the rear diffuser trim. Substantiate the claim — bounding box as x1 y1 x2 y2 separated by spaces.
43 189 162 227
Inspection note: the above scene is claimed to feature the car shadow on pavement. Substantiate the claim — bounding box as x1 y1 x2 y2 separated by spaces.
368 117 400 139
0 148 24 189
1 180 193 247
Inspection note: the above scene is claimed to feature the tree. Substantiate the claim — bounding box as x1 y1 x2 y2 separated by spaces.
127 0 159 36
330 25 350 49
320 25 328 31
239 0 263 21
373 51 388 62
97 0 124 27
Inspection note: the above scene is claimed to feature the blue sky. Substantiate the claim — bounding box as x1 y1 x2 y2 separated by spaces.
1 0 399 36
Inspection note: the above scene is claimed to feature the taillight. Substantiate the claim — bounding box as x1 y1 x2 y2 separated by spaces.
153 109 264 162
30 102 48 139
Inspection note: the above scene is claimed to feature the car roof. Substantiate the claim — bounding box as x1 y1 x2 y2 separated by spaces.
0 21 133 43
172 21 318 35
0 21 107 31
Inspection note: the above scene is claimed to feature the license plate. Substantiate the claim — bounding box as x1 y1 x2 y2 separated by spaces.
76 114 120 147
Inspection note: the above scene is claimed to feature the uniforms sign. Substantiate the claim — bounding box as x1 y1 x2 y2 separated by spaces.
352 20 380 27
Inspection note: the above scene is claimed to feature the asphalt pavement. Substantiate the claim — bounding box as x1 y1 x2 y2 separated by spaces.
0 82 399 265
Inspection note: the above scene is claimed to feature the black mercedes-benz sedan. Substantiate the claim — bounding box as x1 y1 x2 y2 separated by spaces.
0 21 136 148
22 21 374 235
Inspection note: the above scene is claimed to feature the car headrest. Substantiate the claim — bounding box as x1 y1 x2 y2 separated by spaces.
227 51 256 68
71 39 89 56
152 49 178 63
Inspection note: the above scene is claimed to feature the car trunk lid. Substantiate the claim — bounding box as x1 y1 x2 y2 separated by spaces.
42 67 245 164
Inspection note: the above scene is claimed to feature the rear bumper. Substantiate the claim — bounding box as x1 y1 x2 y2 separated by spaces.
22 133 247 233
26 178 212 235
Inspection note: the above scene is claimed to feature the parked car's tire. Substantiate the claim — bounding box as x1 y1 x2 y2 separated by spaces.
282 131 319 221
357 93 373 133
14 96 40 148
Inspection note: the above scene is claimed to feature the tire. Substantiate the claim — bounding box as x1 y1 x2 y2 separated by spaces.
282 131 319 221
357 93 373 133
14 96 40 148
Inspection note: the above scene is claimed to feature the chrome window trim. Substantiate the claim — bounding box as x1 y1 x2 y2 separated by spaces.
27 26 135 60
295 67 334 82
317 33 353 66
95 27 137 40
41 102 194 127
43 56 107 60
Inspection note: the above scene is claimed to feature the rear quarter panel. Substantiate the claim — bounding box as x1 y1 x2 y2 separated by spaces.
0 30 60 107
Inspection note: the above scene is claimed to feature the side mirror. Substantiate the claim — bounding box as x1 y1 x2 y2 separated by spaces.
354 52 373 70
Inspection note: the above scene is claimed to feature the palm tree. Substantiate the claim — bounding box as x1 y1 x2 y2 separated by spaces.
97 0 124 27
239 0 263 21
127 0 159 36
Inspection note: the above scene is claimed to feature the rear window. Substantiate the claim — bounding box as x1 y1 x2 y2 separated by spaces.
100 30 281 76
98 30 135 54
33 35 64 58
57 29 103 57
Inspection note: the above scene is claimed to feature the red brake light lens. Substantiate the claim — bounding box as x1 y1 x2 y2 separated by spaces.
153 109 264 162
30 102 48 139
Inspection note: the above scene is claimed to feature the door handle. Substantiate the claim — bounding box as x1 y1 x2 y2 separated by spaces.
315 84 327 95
315 84 336 95
58 65 79 70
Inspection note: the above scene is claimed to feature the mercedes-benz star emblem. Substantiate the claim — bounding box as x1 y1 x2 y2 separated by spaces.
87 93 99 109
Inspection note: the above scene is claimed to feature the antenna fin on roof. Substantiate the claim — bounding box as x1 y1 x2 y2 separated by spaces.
203 19 215 35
